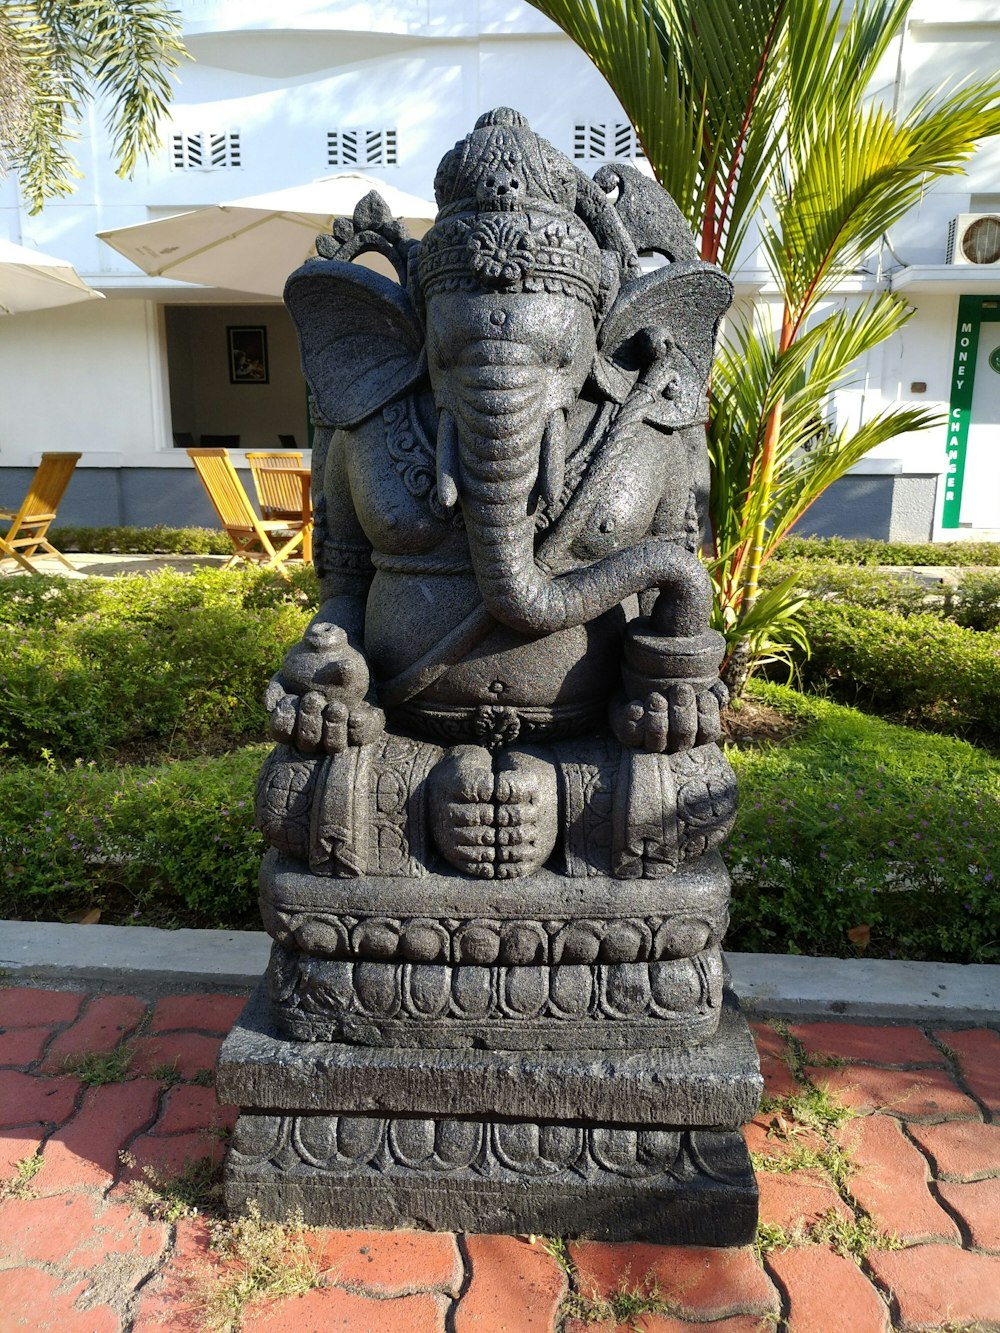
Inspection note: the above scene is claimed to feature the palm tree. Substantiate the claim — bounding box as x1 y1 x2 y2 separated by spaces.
0 0 187 215
528 0 1000 690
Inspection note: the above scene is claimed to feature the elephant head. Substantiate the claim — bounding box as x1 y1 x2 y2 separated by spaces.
286 108 732 639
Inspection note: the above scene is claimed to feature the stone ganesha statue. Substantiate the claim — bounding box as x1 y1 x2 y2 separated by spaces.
257 107 736 897
220 109 760 1244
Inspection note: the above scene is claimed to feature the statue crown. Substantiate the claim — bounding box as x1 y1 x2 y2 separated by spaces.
420 109 601 305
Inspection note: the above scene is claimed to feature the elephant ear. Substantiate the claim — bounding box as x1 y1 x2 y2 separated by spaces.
284 260 425 429
592 262 733 430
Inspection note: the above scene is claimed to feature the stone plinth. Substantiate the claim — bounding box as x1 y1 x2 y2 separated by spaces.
217 980 760 1243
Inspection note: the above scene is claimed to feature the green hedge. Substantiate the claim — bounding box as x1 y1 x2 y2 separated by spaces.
46 526 1000 569
48 525 234 555
794 601 1000 739
0 748 266 927
4 686 997 962
0 566 317 760
759 558 936 616
775 535 1000 567
950 570 1000 632
727 684 999 963
762 558 1000 629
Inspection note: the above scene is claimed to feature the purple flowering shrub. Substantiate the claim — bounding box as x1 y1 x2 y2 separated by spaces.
0 746 265 926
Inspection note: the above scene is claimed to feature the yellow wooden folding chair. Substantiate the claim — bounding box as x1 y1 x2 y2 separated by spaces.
187 448 306 573
247 450 313 563
0 452 81 574
246 450 305 521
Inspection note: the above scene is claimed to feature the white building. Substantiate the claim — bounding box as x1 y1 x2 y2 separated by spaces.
1 0 998 538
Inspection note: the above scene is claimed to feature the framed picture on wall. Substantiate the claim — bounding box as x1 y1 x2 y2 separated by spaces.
227 325 269 384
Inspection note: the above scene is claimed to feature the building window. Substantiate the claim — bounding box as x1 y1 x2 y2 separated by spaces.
327 129 398 168
573 122 644 161
171 132 242 170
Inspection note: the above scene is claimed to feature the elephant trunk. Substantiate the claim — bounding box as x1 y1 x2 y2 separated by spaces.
449 404 711 639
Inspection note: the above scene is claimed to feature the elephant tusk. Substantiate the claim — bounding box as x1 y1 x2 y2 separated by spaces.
436 408 461 510
539 409 567 509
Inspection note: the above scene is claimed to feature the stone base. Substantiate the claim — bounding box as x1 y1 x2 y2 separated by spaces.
223 1115 757 1244
217 979 761 1244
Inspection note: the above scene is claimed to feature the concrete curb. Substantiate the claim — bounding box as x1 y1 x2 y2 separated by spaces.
1 922 269 993
2 921 997 1024
729 952 999 1026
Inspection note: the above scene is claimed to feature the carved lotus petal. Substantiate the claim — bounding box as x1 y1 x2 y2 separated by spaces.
232 1113 284 1160
353 962 401 1016
649 958 702 1012
455 921 500 965
335 1115 384 1164
451 966 493 1018
503 965 548 1017
401 920 449 964
311 959 354 1011
273 1142 303 1172
687 1130 748 1184
353 920 400 960
500 922 546 965
405 964 452 1016
267 949 303 1004
637 1128 681 1173
589 1127 639 1173
389 1117 437 1167
553 922 601 965
538 1124 584 1168
548 965 592 1018
493 1121 540 1169
599 921 650 963
602 963 652 1017
295 915 348 957
434 1119 481 1168
654 917 710 960
292 1114 339 1167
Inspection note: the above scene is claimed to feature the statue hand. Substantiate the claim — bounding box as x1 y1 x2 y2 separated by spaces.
611 680 728 754
264 622 384 755
265 681 385 755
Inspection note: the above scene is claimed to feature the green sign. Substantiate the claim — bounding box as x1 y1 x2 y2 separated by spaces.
944 296 1000 529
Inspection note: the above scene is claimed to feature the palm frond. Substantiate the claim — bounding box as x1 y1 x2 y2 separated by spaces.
2 0 187 213
528 0 787 267
766 404 942 552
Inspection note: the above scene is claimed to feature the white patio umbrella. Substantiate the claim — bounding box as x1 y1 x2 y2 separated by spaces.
0 238 104 316
97 173 438 297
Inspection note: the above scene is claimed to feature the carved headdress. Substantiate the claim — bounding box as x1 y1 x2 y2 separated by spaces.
417 108 604 308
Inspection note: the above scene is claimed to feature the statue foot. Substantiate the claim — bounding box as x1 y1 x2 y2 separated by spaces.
428 745 558 879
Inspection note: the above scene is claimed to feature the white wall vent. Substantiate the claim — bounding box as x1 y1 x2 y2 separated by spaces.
171 131 241 170
327 129 398 168
573 122 644 161
947 214 1000 265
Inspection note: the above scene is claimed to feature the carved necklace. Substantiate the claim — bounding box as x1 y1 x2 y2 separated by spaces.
382 397 457 525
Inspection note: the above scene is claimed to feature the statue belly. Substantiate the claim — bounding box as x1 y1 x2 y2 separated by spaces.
423 610 625 708
366 569 624 709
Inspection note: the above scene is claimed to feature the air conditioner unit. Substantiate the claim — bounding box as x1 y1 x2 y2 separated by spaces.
947 214 1000 265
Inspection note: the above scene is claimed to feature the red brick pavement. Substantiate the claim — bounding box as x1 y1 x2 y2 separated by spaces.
0 986 997 1331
